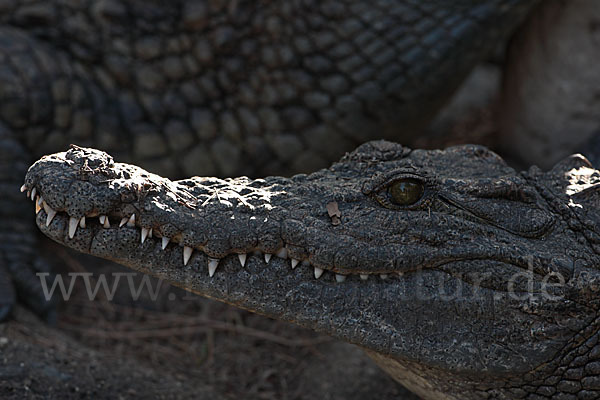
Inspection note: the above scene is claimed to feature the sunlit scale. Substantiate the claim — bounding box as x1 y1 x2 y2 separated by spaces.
23 184 397 283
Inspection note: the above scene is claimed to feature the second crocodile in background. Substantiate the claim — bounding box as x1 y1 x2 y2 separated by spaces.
23 143 600 399
0 0 540 320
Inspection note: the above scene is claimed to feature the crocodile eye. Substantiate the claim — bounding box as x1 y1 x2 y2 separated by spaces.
388 179 424 206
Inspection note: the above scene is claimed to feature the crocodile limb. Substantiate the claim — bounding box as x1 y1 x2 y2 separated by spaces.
0 0 539 319
23 143 600 399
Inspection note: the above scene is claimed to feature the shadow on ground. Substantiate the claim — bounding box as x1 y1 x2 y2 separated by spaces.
1 241 417 400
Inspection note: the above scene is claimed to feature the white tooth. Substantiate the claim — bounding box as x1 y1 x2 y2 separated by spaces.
276 247 288 259
360 274 369 281
161 236 170 250
68 217 78 238
238 253 247 267
46 211 56 226
183 246 193 265
291 259 299 269
20 184 27 193
264 253 272 263
99 215 110 228
79 216 86 228
44 203 57 227
335 274 346 282
208 258 219 277
314 267 324 279
30 188 36 201
35 196 42 214
380 274 388 280
141 227 149 244
148 228 152 238
119 217 128 227
126 214 136 227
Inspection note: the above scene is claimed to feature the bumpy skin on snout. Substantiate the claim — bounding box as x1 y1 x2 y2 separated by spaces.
23 143 600 399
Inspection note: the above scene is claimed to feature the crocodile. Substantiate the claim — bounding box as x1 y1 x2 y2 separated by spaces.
22 143 600 399
0 0 539 320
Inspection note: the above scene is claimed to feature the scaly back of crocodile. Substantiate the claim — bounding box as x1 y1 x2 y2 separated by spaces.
1 0 538 176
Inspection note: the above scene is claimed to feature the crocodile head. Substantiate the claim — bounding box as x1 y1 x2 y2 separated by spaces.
23 142 600 399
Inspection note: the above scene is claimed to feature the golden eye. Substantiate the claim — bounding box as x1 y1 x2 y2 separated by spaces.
388 179 424 206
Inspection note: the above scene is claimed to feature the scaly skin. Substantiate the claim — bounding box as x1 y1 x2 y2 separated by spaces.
0 0 539 319
23 143 600 399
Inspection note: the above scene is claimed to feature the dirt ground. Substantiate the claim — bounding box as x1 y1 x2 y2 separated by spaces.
1 244 416 400
0 64 502 400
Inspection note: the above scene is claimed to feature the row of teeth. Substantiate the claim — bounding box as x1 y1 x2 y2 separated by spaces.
23 185 395 282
